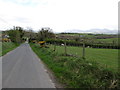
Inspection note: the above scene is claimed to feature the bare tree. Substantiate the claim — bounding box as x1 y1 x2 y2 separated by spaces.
37 27 55 41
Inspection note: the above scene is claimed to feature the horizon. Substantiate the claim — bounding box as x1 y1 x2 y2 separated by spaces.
1 27 118 34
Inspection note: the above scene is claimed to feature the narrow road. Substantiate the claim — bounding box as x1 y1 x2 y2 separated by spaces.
2 43 55 88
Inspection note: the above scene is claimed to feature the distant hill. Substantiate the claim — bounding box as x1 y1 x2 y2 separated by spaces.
64 29 118 34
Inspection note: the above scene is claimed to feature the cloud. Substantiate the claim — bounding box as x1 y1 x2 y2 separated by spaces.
0 0 119 32
2 0 51 7
5 0 32 4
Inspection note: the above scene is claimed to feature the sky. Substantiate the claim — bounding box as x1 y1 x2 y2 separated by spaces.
0 0 119 33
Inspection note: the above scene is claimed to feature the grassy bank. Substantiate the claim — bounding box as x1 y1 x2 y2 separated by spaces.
30 43 119 88
0 42 19 56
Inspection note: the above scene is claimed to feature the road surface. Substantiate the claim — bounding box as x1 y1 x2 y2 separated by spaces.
2 43 55 88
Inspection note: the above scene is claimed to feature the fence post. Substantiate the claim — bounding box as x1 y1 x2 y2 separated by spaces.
82 42 85 59
54 41 56 51
64 40 67 56
54 36 56 51
54 43 56 51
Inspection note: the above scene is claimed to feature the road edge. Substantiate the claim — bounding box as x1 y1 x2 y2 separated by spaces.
29 44 64 88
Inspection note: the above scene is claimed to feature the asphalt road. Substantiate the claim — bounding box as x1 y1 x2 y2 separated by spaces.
2 43 55 88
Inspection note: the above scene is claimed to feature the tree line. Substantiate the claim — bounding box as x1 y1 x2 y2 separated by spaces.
2 26 119 49
2 26 55 43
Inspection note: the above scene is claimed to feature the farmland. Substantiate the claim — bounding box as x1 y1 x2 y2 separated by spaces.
2 27 119 88
96 38 118 44
47 33 119 49
48 45 118 71
30 32 119 88
30 43 119 88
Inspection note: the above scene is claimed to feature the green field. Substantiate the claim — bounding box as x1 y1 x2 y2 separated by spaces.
30 43 119 88
48 45 118 71
96 38 118 44
1 42 19 56
57 33 118 45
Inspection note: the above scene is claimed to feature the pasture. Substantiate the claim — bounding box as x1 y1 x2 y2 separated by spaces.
96 38 118 44
49 44 118 71
30 43 119 88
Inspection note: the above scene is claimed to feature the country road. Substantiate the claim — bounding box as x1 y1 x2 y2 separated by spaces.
2 43 55 88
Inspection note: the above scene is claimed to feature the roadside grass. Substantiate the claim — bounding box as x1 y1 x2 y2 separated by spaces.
1 42 19 56
30 43 119 88
49 45 118 72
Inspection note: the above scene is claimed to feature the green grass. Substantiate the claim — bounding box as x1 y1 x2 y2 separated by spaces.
57 33 96 38
1 42 19 56
49 45 118 72
96 38 118 44
30 43 119 88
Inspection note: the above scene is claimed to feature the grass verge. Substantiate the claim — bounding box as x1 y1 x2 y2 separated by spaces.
30 43 119 88
1 42 19 56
